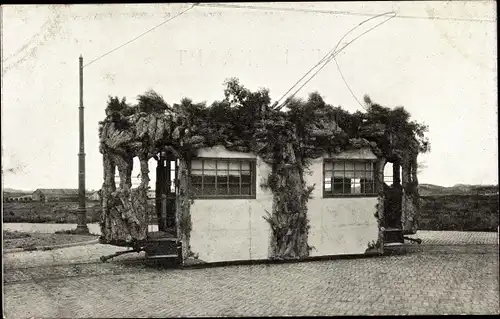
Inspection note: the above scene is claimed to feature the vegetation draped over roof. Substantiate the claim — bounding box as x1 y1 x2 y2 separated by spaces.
99 78 430 162
98 78 430 258
98 77 429 164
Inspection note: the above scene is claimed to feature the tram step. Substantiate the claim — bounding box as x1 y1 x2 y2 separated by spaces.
383 229 404 244
145 254 178 259
143 238 180 257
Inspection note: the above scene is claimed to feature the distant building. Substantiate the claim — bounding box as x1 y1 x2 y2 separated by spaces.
32 189 80 202
3 192 33 202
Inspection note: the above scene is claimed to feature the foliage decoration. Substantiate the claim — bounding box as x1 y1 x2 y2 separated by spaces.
98 78 429 258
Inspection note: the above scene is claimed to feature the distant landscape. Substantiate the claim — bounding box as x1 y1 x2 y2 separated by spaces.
3 188 33 193
419 184 499 196
5 183 499 197
3 188 98 195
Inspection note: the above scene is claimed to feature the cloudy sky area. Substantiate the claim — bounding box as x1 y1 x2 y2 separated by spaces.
2 2 497 191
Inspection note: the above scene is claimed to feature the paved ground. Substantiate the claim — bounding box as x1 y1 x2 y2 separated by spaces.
3 231 499 317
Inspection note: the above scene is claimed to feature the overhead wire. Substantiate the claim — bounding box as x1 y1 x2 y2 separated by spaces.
274 11 394 108
197 3 496 23
274 12 397 111
83 3 198 68
332 56 365 109
80 2 489 108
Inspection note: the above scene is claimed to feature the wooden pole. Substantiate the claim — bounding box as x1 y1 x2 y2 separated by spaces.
76 55 89 234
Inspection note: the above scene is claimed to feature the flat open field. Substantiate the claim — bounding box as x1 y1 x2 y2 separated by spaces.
3 194 498 231
3 230 98 250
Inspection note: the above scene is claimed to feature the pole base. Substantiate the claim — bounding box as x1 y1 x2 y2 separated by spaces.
73 224 90 235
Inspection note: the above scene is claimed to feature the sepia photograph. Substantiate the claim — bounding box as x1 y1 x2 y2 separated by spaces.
2 1 498 317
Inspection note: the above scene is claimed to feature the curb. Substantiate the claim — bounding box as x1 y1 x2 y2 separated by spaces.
180 251 384 270
4 239 100 254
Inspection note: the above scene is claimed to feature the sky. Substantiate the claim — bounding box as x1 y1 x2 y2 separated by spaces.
1 1 498 191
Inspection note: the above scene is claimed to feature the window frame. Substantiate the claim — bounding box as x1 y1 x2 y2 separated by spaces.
189 157 257 200
323 158 378 198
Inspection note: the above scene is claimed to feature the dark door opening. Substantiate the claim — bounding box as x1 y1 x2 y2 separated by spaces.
155 151 178 235
383 161 403 230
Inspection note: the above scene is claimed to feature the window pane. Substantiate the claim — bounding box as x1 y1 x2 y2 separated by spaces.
218 160 229 170
191 160 202 170
351 178 361 194
241 173 251 184
204 159 216 170
333 183 343 193
217 176 228 184
355 162 366 171
229 175 240 184
191 169 203 176
217 186 229 195
204 169 217 176
192 184 203 195
204 184 216 195
333 162 345 172
361 179 375 194
324 170 333 179
324 162 333 171
325 182 332 192
189 158 254 198
367 165 374 176
355 170 371 179
204 176 215 184
344 170 355 178
344 162 354 171
343 181 352 193
229 185 240 195
241 185 251 195
217 167 229 176
333 170 345 178
354 169 362 178
191 175 202 184
365 170 375 179
325 160 376 196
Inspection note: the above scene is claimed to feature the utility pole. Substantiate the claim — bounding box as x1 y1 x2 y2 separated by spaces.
76 55 89 234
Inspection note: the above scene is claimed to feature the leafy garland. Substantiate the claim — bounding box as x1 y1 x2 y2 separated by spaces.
99 78 430 259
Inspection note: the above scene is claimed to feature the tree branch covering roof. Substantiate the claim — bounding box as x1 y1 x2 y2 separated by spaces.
98 78 430 163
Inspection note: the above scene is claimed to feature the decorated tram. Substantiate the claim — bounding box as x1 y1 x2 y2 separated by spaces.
97 81 428 265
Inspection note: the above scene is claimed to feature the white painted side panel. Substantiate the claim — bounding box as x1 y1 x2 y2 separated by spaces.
191 146 379 262
190 147 272 263
306 156 379 257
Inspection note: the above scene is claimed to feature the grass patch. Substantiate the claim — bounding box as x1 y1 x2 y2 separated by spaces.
3 201 157 224
420 195 499 231
3 230 99 250
3 231 32 240
2 201 102 224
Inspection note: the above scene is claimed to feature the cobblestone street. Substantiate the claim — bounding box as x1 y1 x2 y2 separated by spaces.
4 1 497 317
3 231 499 317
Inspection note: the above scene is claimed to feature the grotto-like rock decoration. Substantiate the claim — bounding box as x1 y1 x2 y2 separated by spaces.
98 78 430 259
